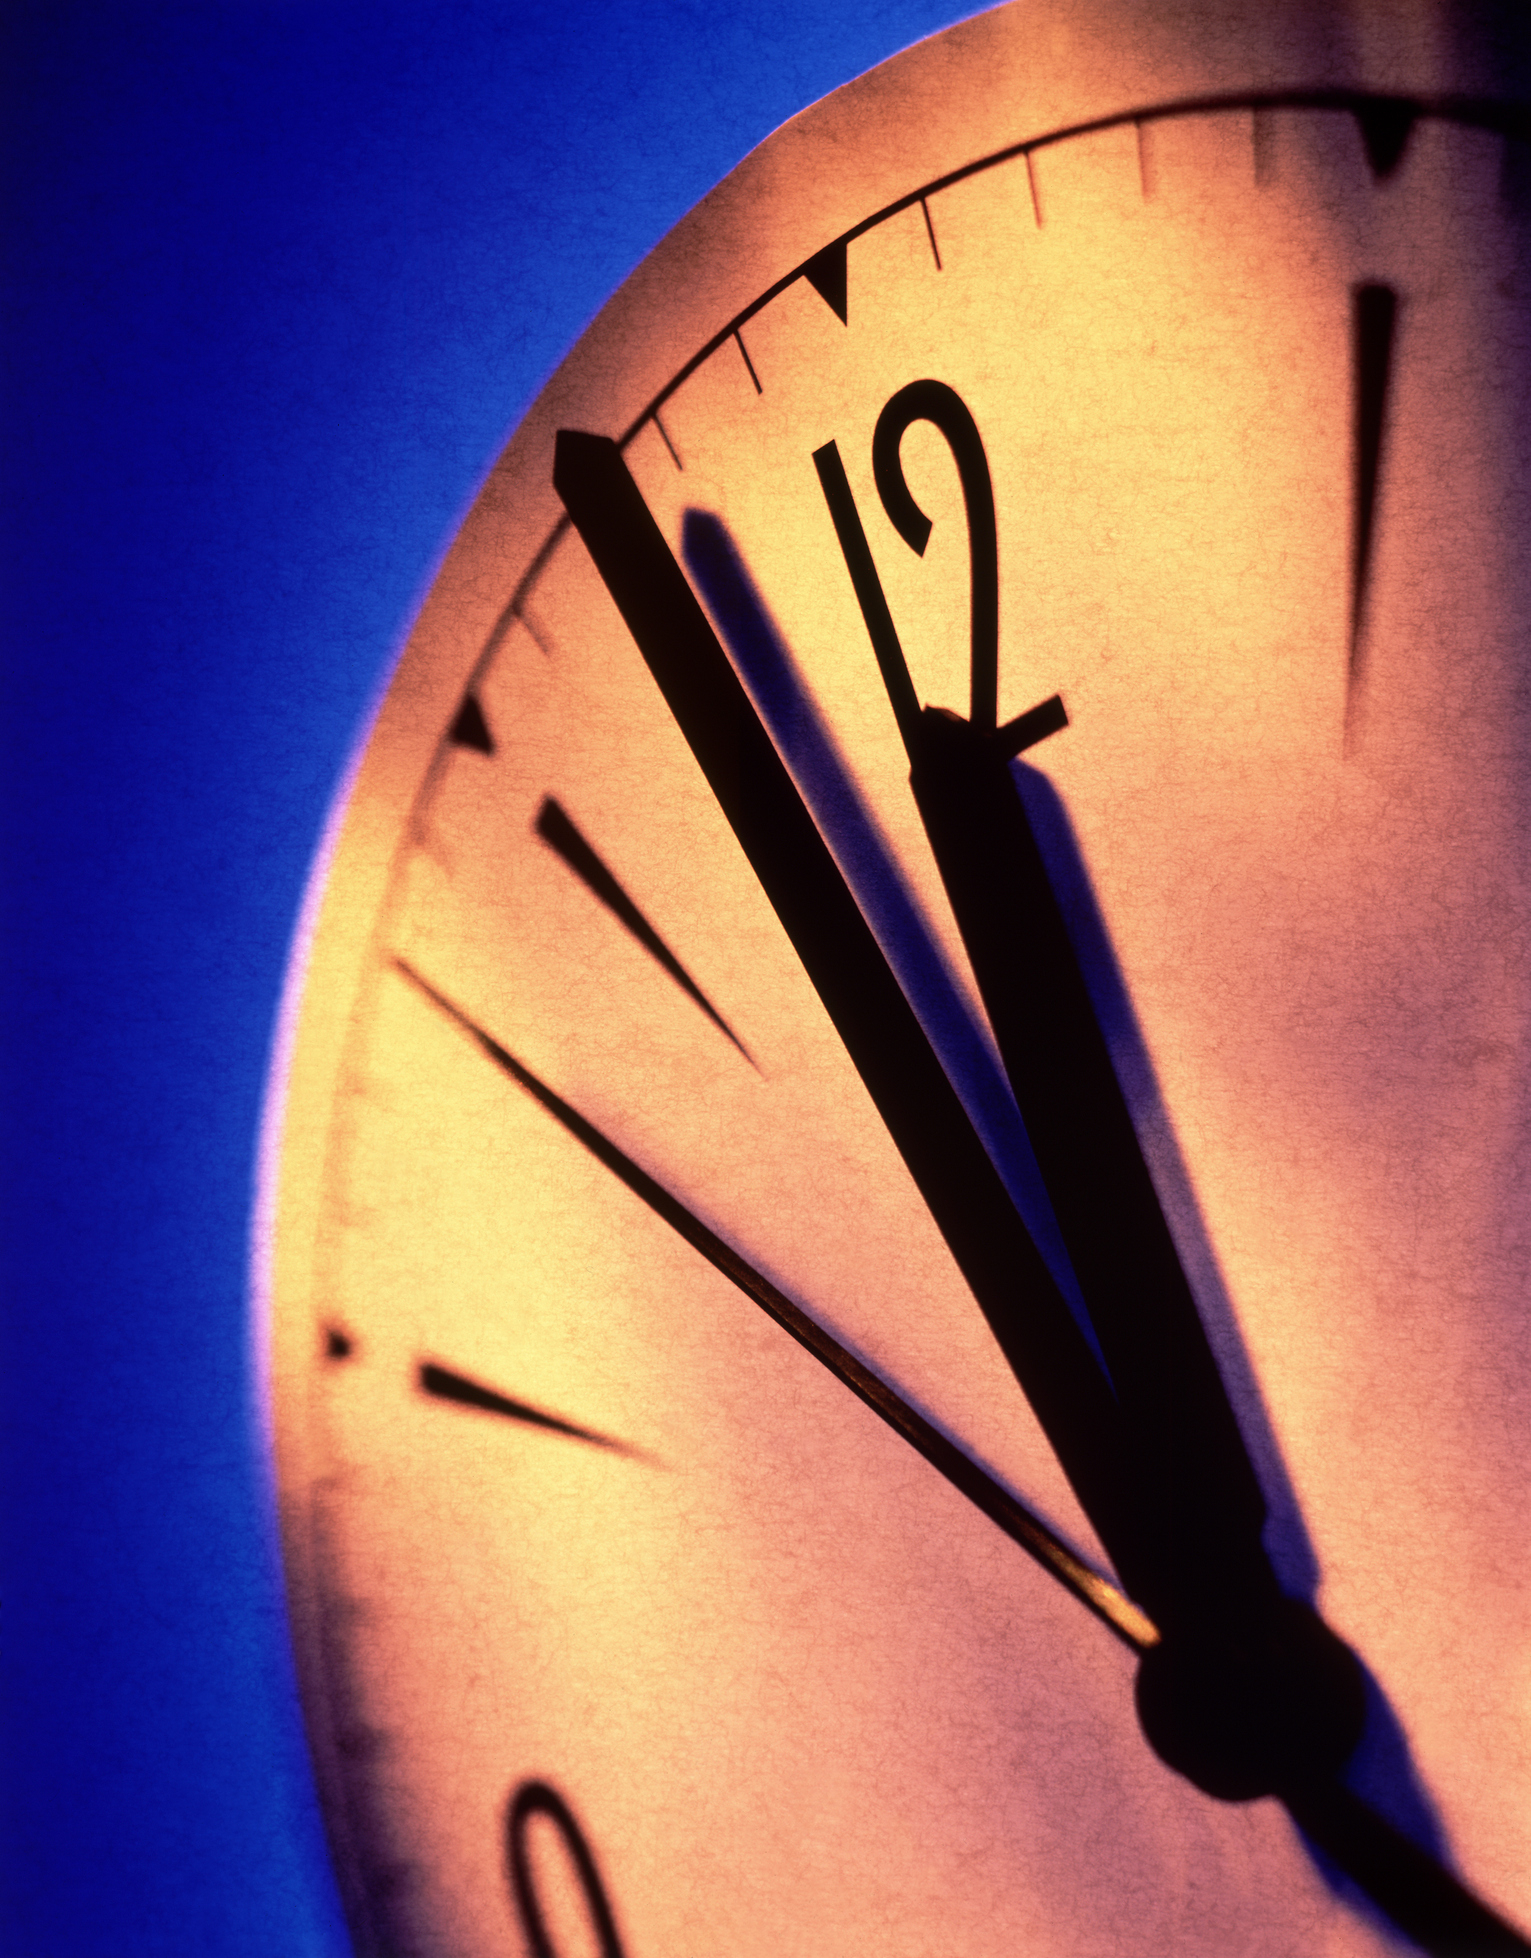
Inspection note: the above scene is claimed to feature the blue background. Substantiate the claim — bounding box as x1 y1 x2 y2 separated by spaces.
1 5 975 1952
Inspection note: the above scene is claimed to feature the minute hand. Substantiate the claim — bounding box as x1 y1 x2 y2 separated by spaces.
551 429 1146 1595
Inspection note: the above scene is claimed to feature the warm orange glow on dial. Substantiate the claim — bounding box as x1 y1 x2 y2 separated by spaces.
266 7 1531 1954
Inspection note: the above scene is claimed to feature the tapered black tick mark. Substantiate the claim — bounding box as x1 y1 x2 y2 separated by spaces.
802 239 848 323
419 1361 647 1458
449 693 495 755
1349 283 1399 728
1354 100 1418 181
535 797 752 1060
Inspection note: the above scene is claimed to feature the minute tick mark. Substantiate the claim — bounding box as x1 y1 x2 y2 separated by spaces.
734 328 762 395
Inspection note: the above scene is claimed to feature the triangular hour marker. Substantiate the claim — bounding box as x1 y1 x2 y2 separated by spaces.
1354 101 1418 181
802 239 848 323
448 692 495 754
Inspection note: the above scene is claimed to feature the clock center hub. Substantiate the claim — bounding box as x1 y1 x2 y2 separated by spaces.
1134 1597 1368 1803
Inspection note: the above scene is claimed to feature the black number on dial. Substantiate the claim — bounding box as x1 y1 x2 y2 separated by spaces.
506 1781 628 1958
871 377 1000 732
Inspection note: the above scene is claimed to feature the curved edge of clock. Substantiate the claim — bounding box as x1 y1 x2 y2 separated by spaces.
257 7 1531 1952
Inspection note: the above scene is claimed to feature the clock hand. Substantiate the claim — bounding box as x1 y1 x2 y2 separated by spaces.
548 436 1528 1957
679 504 1085 1320
1286 1781 1531 1958
823 399 1531 1958
821 398 1382 1812
550 428 1160 1603
818 412 1272 1634
393 955 1158 1653
399 978 1525 1958
916 710 1275 1624
400 999 1528 1958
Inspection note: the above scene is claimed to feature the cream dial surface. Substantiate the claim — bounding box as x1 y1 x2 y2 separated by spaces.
267 6 1531 1954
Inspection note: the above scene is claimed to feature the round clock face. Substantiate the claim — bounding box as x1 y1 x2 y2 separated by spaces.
266 5 1531 1954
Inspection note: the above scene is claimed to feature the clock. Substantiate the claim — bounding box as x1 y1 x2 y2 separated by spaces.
265 3 1531 1952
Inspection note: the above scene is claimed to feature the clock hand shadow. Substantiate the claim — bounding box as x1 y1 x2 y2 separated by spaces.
1013 760 1450 1882
681 506 1095 1355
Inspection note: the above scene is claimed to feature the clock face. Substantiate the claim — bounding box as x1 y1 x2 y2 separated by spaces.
266 5 1531 1954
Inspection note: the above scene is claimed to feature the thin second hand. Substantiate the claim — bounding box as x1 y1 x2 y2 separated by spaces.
392 954 1157 1654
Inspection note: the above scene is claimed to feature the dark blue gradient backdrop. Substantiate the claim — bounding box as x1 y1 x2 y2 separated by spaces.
1 5 973 1952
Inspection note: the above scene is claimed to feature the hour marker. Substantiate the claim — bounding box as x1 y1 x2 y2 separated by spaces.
871 379 1000 735
817 382 1009 749
534 796 751 1059
802 238 848 323
1354 99 1418 181
448 692 495 754
393 954 1156 1653
1350 281 1399 716
419 1360 643 1456
507 1783 629 1958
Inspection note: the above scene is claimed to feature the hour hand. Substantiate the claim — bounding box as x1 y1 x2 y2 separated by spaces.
815 424 1266 1617
909 705 1272 1624
816 409 1372 1784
